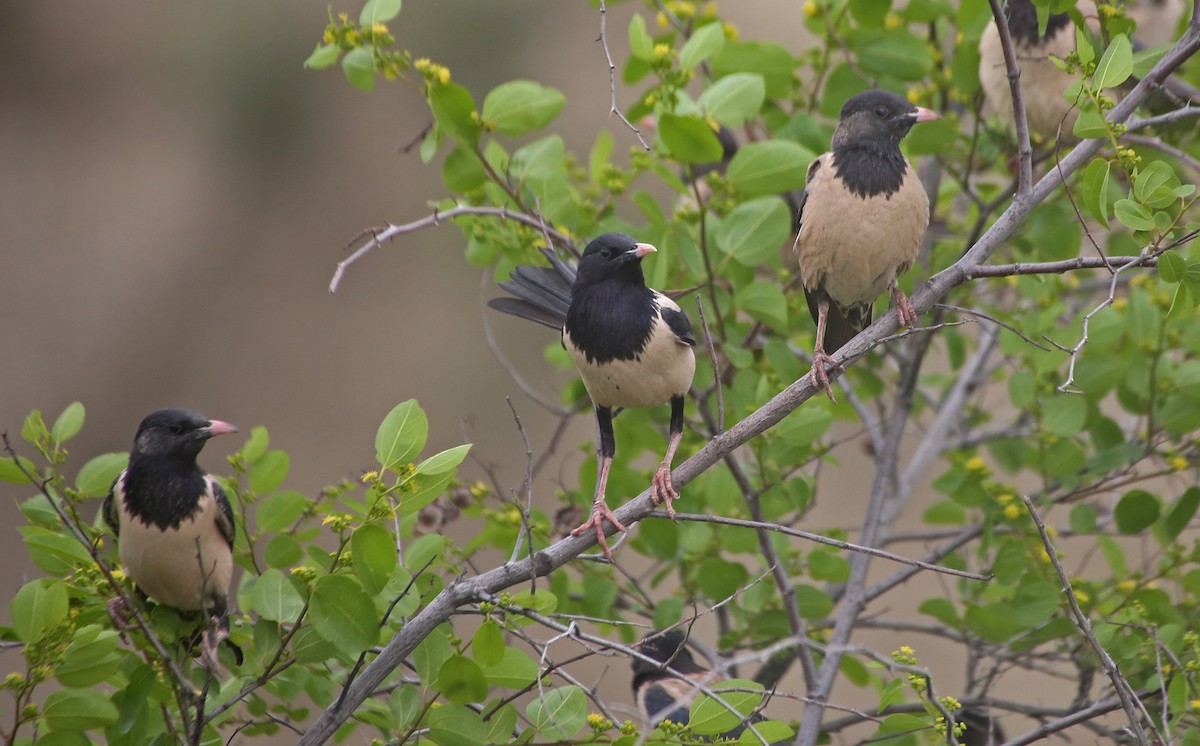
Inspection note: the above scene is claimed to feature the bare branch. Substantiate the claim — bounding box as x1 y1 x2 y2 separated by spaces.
329 205 575 293
985 0 1034 194
1021 495 1155 743
597 0 651 150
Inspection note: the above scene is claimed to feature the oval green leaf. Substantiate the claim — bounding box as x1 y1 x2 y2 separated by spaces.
698 73 765 127
42 688 118 732
1113 199 1155 232
472 619 506 666
437 655 489 704
680 23 726 71
716 197 791 266
483 80 565 137
527 684 587 741
11 578 68 643
341 46 376 92
1094 34 1133 88
249 450 290 493
727 140 813 197
690 679 764 735
359 0 401 25
251 568 305 622
351 523 398 595
1114 489 1160 534
309 574 379 655
75 452 127 497
376 399 429 469
52 402 85 443
658 113 724 164
428 83 480 145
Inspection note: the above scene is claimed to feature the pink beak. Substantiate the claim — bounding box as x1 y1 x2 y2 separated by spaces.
631 243 657 259
205 419 239 437
913 107 941 123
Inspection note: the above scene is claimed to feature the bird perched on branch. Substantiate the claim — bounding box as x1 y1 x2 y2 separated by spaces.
103 408 240 668
979 0 1191 143
632 629 780 741
489 233 696 558
794 89 939 400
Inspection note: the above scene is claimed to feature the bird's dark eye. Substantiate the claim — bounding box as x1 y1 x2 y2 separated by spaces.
874 106 889 118
600 249 612 259
168 424 185 435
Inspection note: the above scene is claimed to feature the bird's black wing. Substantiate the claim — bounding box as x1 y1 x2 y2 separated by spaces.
661 307 696 347
102 474 124 537
488 247 576 330
209 477 236 549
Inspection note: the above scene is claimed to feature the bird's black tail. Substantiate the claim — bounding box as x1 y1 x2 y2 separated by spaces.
804 289 872 353
487 248 576 330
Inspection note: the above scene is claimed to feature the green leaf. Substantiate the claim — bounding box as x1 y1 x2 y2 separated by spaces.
442 146 486 193
472 619 506 666
680 23 726 71
1072 107 1108 138
416 443 472 476
695 556 749 601
351 523 398 595
527 685 587 741
482 80 565 136
877 713 929 735
1113 199 1155 232
628 14 653 60
737 720 794 744
1114 489 1160 534
23 410 47 444
1134 160 1177 203
795 583 834 619
437 655 489 704
249 450 290 493
1082 158 1112 227
738 282 789 334
1161 487 1200 543
75 453 127 497
303 43 341 70
690 679 764 735
847 28 934 80
52 402 85 443
0 456 36 484
241 425 270 463
309 574 379 655
1042 394 1087 437
426 703 488 746
1160 251 1187 284
482 646 539 688
717 197 791 267
341 46 376 92
698 73 765 127
256 489 307 532
808 551 850 582
1075 24 1095 65
919 597 960 626
413 627 454 685
428 83 480 145
251 568 305 622
55 626 121 687
726 140 813 197
658 113 724 163
711 41 798 98
376 400 429 469
42 688 118 732
11 578 68 642
1094 34 1133 88
405 532 446 570
359 0 401 25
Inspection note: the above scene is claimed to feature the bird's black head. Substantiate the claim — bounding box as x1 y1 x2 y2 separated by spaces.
131 408 238 463
832 90 940 152
1005 0 1072 46
573 233 656 291
632 629 705 678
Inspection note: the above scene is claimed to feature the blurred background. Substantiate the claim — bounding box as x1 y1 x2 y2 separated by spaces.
1 0 847 731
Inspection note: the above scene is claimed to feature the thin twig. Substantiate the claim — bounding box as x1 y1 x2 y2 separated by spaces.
329 205 575 293
597 0 650 150
694 295 723 432
658 512 989 581
1021 495 1154 743
985 0 1034 195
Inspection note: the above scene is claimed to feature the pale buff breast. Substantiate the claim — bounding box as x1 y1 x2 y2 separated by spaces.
118 492 232 612
978 12 1091 140
565 308 695 410
796 154 928 309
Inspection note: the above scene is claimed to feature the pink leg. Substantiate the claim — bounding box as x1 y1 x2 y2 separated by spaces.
570 456 624 559
891 286 918 328
651 430 683 517
810 297 843 402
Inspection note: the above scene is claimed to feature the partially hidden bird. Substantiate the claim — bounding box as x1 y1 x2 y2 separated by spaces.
979 0 1192 143
489 233 696 558
103 407 240 667
632 629 781 742
793 89 939 400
